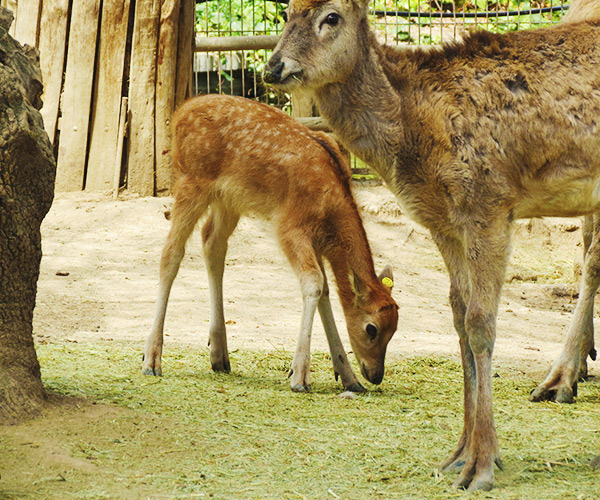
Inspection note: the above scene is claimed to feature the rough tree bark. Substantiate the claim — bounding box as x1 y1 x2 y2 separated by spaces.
0 6 55 424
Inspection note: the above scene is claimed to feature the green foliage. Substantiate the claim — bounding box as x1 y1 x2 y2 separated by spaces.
196 0 286 36
196 0 567 39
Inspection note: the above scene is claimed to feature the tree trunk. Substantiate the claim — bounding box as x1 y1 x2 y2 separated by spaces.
0 7 55 424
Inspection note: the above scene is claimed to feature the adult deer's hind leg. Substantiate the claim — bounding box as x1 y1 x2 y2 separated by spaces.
202 202 240 373
530 213 600 403
143 188 210 376
317 263 365 392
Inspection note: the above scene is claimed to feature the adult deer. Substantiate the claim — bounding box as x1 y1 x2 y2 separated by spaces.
265 0 600 490
142 94 398 393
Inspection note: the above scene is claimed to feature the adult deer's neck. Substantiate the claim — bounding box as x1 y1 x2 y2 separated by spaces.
314 24 403 188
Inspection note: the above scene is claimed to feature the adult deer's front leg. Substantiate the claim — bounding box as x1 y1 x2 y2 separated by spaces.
455 220 510 491
437 218 511 491
202 203 239 373
531 213 600 403
317 265 365 392
433 234 476 472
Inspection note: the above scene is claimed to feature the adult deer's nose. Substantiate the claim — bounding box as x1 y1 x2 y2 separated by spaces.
264 59 284 84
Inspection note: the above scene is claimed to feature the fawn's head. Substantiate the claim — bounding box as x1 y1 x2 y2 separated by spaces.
344 266 398 385
264 0 370 91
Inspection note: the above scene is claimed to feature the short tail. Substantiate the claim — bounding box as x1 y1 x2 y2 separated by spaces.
563 0 600 23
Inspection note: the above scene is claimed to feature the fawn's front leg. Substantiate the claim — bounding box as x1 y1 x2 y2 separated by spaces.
279 229 324 392
318 267 365 392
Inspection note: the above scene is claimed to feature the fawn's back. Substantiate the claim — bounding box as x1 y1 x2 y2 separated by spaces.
171 95 354 222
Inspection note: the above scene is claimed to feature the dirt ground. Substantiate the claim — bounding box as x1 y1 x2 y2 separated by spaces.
33 184 592 374
2 184 598 499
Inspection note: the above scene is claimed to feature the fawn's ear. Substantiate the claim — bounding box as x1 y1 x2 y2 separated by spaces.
378 265 394 292
348 270 367 304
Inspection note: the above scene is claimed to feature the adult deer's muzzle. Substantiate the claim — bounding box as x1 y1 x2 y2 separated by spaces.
264 53 303 86
264 57 284 84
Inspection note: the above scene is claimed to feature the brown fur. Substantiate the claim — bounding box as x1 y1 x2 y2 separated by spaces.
266 0 600 490
142 94 398 392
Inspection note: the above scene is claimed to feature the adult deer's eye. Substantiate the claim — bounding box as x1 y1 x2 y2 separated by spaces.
324 13 340 26
366 324 378 339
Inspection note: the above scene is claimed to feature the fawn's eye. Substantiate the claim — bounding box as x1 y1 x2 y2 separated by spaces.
324 12 340 26
281 10 288 22
366 324 378 339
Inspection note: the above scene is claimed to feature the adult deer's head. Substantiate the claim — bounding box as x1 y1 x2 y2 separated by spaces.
265 0 370 91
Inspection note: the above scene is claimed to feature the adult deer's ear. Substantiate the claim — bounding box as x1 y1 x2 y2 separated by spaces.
378 265 394 292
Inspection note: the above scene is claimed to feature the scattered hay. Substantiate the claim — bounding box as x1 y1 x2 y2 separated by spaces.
1 341 598 499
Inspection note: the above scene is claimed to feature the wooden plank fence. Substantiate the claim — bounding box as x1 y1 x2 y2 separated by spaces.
86 0 132 191
4 0 195 195
3 0 309 195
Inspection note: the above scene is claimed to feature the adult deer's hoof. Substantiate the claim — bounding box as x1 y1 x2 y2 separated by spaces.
211 359 231 373
464 476 494 492
452 462 497 492
530 384 575 403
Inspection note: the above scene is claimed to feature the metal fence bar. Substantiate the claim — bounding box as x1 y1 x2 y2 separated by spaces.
371 5 567 18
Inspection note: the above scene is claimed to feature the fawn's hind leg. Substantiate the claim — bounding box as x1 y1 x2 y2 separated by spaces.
143 189 209 376
202 202 240 373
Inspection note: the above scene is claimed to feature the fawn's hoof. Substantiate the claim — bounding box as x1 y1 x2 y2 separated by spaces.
346 382 367 393
142 366 162 376
291 383 311 393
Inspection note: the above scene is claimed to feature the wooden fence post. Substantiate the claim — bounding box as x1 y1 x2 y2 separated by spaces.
113 97 129 199
127 0 160 196
38 0 69 144
155 0 180 196
291 89 315 119
86 0 131 191
12 0 40 46
175 0 195 108
55 0 101 192
2 0 18 37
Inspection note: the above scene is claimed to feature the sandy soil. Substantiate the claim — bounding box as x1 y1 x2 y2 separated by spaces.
32 184 595 378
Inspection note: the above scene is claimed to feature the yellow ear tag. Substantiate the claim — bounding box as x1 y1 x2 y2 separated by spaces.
382 277 394 288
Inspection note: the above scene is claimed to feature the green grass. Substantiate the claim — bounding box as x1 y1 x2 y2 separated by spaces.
9 342 600 498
